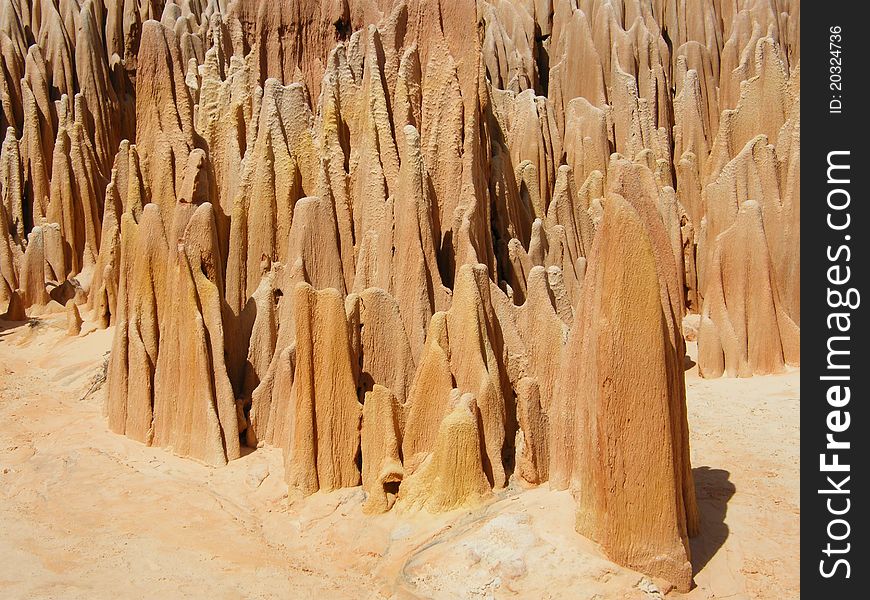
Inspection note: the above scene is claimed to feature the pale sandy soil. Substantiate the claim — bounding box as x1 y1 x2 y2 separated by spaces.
0 314 799 599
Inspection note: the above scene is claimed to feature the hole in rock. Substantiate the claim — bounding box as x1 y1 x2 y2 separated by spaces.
334 18 351 41
383 481 400 497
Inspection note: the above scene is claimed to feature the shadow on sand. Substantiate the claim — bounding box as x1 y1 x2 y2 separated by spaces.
690 466 736 576
0 318 38 340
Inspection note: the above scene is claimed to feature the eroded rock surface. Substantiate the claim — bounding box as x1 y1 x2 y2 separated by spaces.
0 0 799 591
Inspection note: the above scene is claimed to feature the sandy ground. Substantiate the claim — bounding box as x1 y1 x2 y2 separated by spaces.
0 314 799 599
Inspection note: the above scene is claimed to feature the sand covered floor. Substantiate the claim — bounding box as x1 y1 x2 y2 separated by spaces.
0 315 799 599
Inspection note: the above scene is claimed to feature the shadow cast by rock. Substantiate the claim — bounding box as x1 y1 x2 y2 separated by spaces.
684 353 696 370
0 317 40 339
690 466 736 576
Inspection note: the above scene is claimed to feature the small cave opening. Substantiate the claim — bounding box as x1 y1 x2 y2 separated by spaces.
355 447 364 473
383 481 400 497
334 18 351 42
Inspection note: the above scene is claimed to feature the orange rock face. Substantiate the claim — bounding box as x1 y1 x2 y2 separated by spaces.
572 194 699 592
0 0 799 591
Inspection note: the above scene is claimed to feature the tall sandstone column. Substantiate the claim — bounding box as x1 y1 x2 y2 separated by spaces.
572 194 700 592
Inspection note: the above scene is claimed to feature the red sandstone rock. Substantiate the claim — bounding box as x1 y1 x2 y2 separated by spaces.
0 1 799 590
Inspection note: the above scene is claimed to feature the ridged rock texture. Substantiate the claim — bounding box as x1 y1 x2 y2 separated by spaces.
0 0 799 592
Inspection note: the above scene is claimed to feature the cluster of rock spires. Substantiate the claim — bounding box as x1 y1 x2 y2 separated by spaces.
1 0 799 591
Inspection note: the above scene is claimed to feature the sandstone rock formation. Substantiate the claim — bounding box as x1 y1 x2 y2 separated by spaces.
397 390 493 513
0 0 800 591
65 297 82 335
361 384 404 514
284 283 361 496
572 193 699 592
